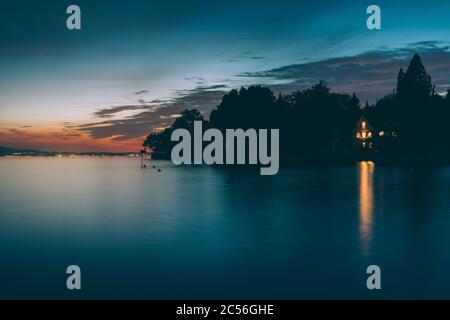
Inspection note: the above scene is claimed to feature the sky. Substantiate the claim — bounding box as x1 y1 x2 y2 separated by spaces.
1 0 450 152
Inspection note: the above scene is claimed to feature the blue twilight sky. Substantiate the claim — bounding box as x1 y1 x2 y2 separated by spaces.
1 0 450 151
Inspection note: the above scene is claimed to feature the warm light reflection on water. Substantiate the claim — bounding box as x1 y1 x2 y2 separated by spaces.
358 161 374 255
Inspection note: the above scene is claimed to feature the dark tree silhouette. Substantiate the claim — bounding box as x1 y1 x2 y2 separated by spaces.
209 86 278 130
143 54 450 164
397 54 434 98
143 109 205 159
368 53 448 157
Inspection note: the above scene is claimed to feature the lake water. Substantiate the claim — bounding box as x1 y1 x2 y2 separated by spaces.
1 158 450 299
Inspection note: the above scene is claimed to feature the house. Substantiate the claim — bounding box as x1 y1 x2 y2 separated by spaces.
354 116 373 149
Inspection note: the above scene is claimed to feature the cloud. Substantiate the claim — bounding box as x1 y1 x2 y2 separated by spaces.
70 85 228 141
239 41 450 102
185 77 207 85
134 90 150 95
93 105 151 118
224 51 267 63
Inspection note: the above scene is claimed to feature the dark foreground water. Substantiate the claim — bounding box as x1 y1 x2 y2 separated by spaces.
1 158 450 299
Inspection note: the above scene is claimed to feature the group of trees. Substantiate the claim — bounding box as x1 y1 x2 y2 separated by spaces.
366 54 450 155
144 109 205 158
144 54 450 162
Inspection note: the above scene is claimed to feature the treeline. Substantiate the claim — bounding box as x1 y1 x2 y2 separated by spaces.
365 54 450 157
144 54 450 162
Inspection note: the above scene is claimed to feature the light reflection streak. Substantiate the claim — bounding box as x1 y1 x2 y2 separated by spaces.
359 161 374 255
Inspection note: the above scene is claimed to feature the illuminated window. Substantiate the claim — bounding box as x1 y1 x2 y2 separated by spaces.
379 131 385 137
368 132 372 138
362 132 366 139
356 132 361 139
362 121 366 129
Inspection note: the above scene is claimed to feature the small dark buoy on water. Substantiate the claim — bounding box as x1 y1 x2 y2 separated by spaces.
152 165 156 169
143 165 146 168
158 168 161 172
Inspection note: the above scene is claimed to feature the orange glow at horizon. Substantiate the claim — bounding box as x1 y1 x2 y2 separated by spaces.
0 127 145 153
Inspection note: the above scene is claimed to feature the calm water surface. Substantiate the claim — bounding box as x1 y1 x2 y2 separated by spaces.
1 158 450 299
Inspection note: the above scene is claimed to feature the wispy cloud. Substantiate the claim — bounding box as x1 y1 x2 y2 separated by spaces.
224 51 267 63
70 85 228 141
240 41 450 102
134 90 150 95
93 105 152 118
